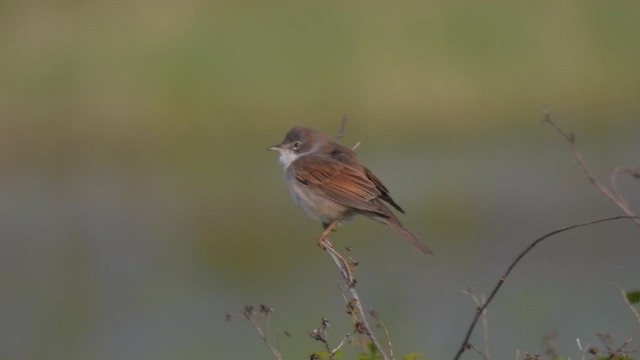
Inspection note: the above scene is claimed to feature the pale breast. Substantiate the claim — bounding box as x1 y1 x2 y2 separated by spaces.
286 173 351 224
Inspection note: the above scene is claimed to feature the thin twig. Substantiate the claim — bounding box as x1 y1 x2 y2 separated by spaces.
323 240 390 360
309 317 339 360
592 333 635 359
479 295 490 360
467 343 489 360
244 307 283 360
461 289 490 360
336 114 349 142
598 333 614 353
576 338 591 360
543 111 640 228
334 113 362 150
617 285 640 326
331 333 351 355
611 167 640 211
453 215 640 360
370 309 396 360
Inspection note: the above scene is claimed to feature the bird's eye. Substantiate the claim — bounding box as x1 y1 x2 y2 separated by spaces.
292 141 302 150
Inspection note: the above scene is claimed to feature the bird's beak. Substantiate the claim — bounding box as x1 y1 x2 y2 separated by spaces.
267 144 282 151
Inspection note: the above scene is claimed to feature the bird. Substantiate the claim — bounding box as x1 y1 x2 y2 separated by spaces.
268 125 433 256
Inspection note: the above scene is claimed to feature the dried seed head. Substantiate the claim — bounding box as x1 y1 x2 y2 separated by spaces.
354 321 367 334
260 304 274 314
309 328 323 341
243 305 254 318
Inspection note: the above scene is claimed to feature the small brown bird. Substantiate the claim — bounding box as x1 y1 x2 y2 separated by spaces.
268 126 433 256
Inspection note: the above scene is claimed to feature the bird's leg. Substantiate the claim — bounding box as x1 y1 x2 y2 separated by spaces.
322 222 338 232
317 219 340 249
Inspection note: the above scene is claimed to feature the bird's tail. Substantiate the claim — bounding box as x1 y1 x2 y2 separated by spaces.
384 215 434 256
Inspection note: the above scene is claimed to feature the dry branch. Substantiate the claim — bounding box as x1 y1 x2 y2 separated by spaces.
243 305 283 360
543 111 640 228
322 240 390 360
453 215 640 360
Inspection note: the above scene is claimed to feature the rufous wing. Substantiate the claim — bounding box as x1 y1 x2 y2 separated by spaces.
293 155 386 216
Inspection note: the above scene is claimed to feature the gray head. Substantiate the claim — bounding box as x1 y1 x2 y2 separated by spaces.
268 126 332 167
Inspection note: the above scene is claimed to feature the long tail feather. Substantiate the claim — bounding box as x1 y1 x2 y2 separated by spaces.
384 216 434 256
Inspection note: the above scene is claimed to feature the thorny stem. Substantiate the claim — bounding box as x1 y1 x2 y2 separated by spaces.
453 215 640 360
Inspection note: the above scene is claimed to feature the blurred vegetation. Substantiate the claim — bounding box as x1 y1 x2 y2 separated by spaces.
1 1 639 359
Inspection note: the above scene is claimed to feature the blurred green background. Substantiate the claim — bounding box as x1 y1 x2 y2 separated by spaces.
1 1 639 359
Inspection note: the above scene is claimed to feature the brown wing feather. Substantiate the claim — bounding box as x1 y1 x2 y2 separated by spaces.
363 167 405 213
294 155 386 215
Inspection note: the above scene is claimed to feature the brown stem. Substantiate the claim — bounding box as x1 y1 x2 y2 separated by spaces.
322 239 390 360
543 111 640 228
453 215 639 360
245 313 282 360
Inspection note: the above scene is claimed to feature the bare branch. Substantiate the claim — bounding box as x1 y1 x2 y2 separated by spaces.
331 333 351 355
466 343 489 360
323 241 389 360
453 215 640 360
243 305 283 360
334 114 362 150
543 111 640 228
612 167 640 209
589 333 636 359
370 309 396 360
461 289 490 360
576 338 592 360
335 114 349 142
318 224 390 360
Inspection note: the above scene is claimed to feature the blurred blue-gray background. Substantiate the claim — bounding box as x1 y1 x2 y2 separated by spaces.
1 1 639 359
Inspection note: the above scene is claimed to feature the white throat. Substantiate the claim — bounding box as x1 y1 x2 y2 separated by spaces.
278 150 301 168
277 140 323 169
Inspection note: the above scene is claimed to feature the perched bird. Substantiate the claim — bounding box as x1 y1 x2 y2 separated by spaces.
268 126 433 256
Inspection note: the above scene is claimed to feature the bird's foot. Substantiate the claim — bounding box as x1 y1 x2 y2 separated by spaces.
316 235 332 250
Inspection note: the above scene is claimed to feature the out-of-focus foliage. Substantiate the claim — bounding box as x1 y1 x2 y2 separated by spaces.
626 290 640 304
1 1 639 360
